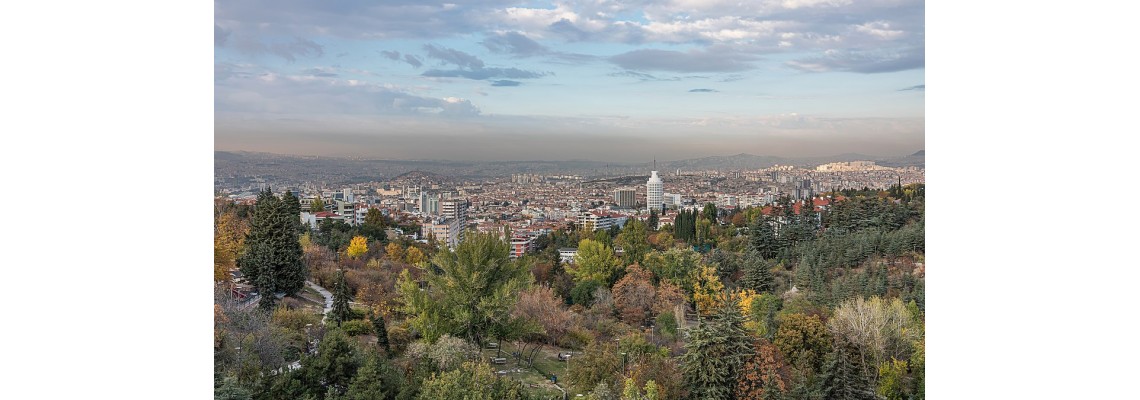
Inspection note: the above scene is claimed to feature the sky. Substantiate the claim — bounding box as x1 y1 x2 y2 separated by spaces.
214 0 924 161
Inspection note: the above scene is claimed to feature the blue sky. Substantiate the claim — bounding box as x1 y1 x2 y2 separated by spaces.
215 0 924 161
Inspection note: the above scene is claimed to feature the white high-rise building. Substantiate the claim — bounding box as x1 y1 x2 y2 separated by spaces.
647 170 664 212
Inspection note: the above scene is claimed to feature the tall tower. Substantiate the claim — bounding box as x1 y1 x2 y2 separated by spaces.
647 170 664 212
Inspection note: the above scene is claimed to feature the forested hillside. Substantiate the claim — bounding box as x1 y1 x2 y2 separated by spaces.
214 185 925 400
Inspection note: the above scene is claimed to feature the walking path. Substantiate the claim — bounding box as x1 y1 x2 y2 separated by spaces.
305 280 334 324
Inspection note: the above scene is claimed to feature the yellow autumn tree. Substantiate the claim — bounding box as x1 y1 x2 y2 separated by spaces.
214 204 248 283
691 264 725 316
405 246 427 265
346 235 368 259
386 242 405 262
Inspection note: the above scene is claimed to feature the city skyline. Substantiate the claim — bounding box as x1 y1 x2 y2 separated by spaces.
215 1 924 161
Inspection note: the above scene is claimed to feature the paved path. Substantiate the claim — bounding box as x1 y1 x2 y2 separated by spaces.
305 280 334 324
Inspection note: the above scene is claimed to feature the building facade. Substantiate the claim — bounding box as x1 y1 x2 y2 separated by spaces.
613 188 636 209
647 171 664 212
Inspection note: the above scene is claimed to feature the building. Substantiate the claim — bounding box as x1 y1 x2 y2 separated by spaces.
559 248 578 264
578 212 618 232
509 235 537 259
646 170 664 212
422 217 463 249
613 188 636 209
440 199 468 243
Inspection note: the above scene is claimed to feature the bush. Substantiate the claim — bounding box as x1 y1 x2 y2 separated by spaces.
341 319 374 336
655 312 677 339
272 307 321 332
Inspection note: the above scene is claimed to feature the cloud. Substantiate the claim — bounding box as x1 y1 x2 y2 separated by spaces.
302 68 339 77
423 44 484 69
380 50 401 60
610 48 758 73
689 88 718 93
482 32 548 56
423 68 546 80
787 46 924 73
215 24 230 47
491 80 522 87
403 54 423 68
233 36 324 62
898 84 924 91
215 67 480 117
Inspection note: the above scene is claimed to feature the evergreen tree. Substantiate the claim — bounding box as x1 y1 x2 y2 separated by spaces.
749 215 779 260
331 269 352 326
648 208 659 231
238 189 306 310
282 190 304 234
818 340 877 400
681 298 753 400
372 311 391 357
703 203 718 223
344 351 400 400
740 248 774 293
300 329 362 399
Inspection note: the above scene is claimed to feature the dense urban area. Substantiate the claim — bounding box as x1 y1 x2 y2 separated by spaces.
214 153 925 400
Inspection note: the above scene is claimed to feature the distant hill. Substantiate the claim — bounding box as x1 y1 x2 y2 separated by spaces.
911 150 924 156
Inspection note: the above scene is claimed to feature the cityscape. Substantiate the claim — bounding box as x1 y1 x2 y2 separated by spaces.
213 0 925 399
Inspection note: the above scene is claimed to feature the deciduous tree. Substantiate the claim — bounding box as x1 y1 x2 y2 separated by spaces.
346 236 368 259
612 264 656 326
570 239 622 285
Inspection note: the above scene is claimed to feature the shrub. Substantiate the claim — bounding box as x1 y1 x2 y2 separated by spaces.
341 319 374 336
272 307 321 332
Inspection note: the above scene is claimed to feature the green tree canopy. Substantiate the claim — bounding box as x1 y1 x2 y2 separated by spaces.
237 189 306 310
680 298 754 400
397 232 532 345
570 239 622 285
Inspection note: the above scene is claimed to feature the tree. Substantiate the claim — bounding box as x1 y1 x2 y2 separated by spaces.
647 209 659 231
215 202 249 283
828 297 920 379
568 340 623 393
344 351 401 400
749 216 779 260
773 313 831 372
282 191 304 234
570 239 622 285
736 341 790 400
237 189 306 310
360 208 387 242
612 264 656 326
346 236 368 259
818 340 877 400
417 361 530 400
616 219 651 266
385 242 405 263
512 285 574 349
331 269 353 326
680 298 753 400
397 232 531 345
311 197 325 212
299 329 362 399
739 248 774 293
691 264 725 316
405 246 427 265
371 312 391 356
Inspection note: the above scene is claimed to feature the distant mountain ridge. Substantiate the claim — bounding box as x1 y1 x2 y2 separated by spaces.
214 150 923 184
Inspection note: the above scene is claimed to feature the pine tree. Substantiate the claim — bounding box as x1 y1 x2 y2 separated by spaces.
741 248 774 293
818 340 877 400
681 298 754 400
648 208 659 231
331 269 352 326
344 351 400 400
750 216 779 260
238 189 306 310
372 311 391 357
